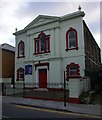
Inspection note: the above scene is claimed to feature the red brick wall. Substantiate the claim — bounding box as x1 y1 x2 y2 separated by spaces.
83 21 101 71
0 49 15 78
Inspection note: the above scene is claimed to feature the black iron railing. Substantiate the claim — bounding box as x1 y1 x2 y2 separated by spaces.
2 82 69 97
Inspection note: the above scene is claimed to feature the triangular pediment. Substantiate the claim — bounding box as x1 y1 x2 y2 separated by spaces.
24 15 59 30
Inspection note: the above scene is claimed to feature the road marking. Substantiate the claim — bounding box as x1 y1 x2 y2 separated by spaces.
15 104 102 119
2 116 10 118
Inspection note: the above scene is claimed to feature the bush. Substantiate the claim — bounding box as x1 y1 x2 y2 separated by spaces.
79 91 92 104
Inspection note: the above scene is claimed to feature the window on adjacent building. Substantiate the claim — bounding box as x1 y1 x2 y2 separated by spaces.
18 41 25 58
17 68 24 81
66 27 78 51
34 32 50 54
66 63 80 80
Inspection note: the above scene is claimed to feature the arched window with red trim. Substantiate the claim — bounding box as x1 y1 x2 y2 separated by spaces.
17 68 24 81
66 63 80 80
34 31 50 54
66 27 78 51
18 41 25 58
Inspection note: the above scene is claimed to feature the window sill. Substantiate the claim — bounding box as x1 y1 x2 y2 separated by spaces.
66 76 81 81
66 47 79 51
16 79 24 81
34 51 51 55
69 75 81 78
17 56 25 59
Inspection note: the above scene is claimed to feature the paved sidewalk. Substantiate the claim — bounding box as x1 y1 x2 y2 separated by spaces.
2 96 102 116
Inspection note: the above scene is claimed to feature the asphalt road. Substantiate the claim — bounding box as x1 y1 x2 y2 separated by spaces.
2 103 101 119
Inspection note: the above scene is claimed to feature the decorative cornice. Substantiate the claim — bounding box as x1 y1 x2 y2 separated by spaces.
13 11 85 36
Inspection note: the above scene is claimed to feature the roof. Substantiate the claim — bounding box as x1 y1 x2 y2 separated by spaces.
0 43 15 52
13 11 85 35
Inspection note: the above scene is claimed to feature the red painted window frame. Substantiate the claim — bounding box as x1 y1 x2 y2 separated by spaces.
17 41 25 58
66 63 80 80
34 32 50 55
66 27 78 51
17 68 24 81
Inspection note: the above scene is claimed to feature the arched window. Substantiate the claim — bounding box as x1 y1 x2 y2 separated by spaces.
18 41 25 58
34 32 50 54
66 63 80 80
66 27 78 51
17 68 24 81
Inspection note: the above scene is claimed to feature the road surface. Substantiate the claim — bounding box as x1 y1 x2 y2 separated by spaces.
2 102 101 119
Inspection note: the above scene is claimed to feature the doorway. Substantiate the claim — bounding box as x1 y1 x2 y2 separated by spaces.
39 69 47 88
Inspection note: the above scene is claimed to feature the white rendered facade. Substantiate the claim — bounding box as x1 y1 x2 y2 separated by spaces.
14 11 91 103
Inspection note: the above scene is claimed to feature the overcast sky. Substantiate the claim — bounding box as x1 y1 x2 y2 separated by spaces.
0 0 101 49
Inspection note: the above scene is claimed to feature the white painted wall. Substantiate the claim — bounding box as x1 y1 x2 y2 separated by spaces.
48 60 62 88
82 77 90 91
69 78 82 98
60 17 84 57
15 12 89 99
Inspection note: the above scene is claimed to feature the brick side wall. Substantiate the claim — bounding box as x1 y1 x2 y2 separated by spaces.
0 49 15 78
83 21 101 71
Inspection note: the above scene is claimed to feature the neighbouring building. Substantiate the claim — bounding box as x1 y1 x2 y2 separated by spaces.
13 10 101 103
0 43 15 84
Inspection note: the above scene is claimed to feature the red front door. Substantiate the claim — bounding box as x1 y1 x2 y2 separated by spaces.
39 69 47 88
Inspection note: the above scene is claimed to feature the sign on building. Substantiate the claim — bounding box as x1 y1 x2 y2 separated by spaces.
25 65 32 75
